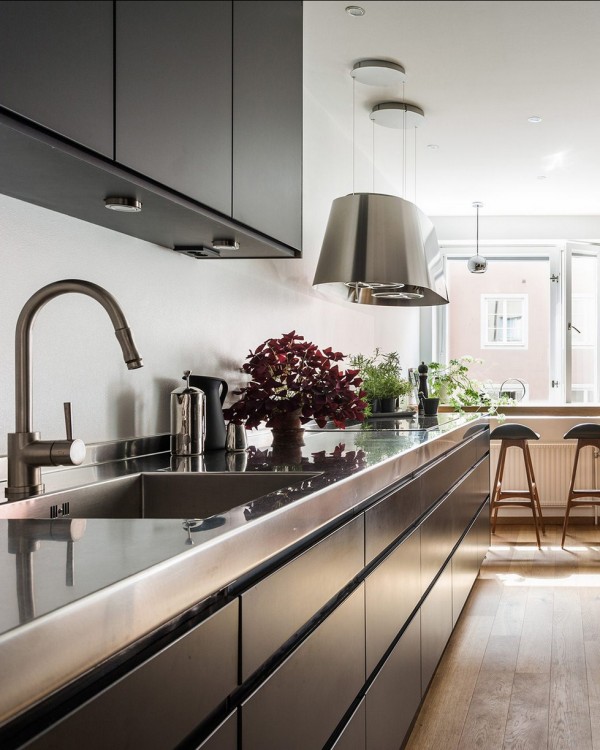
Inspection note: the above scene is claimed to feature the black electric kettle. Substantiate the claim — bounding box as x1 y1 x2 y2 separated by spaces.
188 375 228 450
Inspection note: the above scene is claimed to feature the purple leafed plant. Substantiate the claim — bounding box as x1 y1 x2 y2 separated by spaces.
223 331 367 429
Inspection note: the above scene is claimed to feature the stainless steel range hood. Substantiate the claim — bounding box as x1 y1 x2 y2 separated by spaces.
313 193 449 307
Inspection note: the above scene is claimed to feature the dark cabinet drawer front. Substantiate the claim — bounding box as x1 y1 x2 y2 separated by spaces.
476 497 491 565
365 476 420 563
241 515 364 680
419 429 488 514
24 601 239 750
196 711 237 750
452 520 480 626
331 699 366 750
366 614 421 750
242 585 365 750
421 564 452 694
365 527 421 675
421 458 489 594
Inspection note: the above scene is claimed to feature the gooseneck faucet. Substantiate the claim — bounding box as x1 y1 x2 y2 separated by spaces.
6 280 143 501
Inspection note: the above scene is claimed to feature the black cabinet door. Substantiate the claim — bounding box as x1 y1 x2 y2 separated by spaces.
0 1 113 156
242 585 365 750
23 601 239 750
366 614 421 750
233 1 302 250
116 1 232 215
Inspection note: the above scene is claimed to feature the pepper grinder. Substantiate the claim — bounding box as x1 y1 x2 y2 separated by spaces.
170 370 206 456
418 361 429 415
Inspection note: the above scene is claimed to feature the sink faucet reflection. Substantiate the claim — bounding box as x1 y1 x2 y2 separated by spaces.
6 279 143 500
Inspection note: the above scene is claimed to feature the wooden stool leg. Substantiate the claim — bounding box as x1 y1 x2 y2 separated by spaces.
491 442 507 534
561 442 581 548
524 443 545 534
521 442 541 549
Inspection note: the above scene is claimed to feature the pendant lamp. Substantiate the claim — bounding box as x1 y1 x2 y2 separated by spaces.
313 60 448 307
467 202 488 274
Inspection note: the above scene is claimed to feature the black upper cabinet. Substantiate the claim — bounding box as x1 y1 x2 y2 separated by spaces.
116 1 232 216
233 1 302 251
0 1 113 157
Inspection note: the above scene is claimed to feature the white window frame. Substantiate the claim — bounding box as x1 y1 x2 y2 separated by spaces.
480 293 528 349
428 244 563 403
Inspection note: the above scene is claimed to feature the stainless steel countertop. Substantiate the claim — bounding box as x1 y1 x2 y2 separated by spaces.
0 413 486 727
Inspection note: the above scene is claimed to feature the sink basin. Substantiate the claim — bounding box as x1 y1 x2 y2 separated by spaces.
0 472 321 520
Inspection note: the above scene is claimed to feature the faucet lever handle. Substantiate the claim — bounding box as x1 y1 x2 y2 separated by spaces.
63 402 73 441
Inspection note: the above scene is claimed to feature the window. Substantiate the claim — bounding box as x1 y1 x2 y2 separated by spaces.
481 295 528 348
430 243 600 404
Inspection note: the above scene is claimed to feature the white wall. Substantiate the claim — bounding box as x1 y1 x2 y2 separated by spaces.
0 86 421 455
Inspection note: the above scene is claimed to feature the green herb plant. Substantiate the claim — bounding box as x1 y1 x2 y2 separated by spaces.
428 356 513 416
349 350 412 411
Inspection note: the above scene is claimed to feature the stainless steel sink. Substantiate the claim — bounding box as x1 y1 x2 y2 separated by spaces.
0 472 321 520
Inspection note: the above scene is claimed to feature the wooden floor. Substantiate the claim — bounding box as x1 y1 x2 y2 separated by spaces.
405 524 600 750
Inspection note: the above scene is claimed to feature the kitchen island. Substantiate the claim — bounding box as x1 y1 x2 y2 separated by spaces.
0 412 489 749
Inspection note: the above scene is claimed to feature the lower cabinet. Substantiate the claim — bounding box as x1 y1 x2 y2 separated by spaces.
241 585 365 750
365 614 421 750
22 600 239 750
8 428 490 750
420 564 453 694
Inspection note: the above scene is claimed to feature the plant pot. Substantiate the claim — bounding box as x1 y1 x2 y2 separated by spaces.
380 396 397 413
370 398 381 414
270 409 305 449
423 397 440 416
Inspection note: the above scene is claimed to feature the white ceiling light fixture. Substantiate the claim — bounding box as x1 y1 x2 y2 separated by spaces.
313 59 449 307
351 59 406 86
527 115 542 123
467 202 488 274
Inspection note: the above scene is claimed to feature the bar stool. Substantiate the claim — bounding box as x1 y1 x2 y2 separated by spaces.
561 423 600 547
490 423 545 548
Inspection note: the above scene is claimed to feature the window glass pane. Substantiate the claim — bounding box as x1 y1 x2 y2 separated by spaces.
571 255 597 399
446 258 549 402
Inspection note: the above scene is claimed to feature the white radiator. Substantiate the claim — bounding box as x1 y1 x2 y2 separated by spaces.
490 443 598 507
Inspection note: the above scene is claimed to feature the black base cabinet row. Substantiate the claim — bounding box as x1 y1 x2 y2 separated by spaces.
12 428 490 750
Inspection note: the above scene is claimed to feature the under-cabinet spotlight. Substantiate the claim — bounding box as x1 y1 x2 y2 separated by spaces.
104 197 142 213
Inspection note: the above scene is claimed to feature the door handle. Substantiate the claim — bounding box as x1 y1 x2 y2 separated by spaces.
568 322 581 334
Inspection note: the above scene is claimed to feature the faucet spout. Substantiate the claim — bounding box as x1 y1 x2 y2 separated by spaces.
15 279 143 433
7 279 143 500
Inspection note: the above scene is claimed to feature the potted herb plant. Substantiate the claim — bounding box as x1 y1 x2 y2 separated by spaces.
223 331 367 449
350 350 412 414
428 356 514 415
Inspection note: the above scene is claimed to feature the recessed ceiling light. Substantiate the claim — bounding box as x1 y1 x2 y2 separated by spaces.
537 175 547 180
528 116 542 123
427 144 439 150
104 197 142 212
345 5 365 16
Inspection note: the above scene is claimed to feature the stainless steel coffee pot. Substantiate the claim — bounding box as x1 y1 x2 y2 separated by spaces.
170 370 206 456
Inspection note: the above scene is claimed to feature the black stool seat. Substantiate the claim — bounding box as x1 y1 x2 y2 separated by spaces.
490 423 540 441
490 421 544 548
564 423 600 440
561 423 600 546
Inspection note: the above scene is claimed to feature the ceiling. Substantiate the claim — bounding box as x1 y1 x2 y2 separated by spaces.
304 1 600 217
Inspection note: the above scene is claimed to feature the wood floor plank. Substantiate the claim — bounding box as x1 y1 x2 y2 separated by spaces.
549 588 593 750
516 588 553 674
503 672 550 750
585 641 600 750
